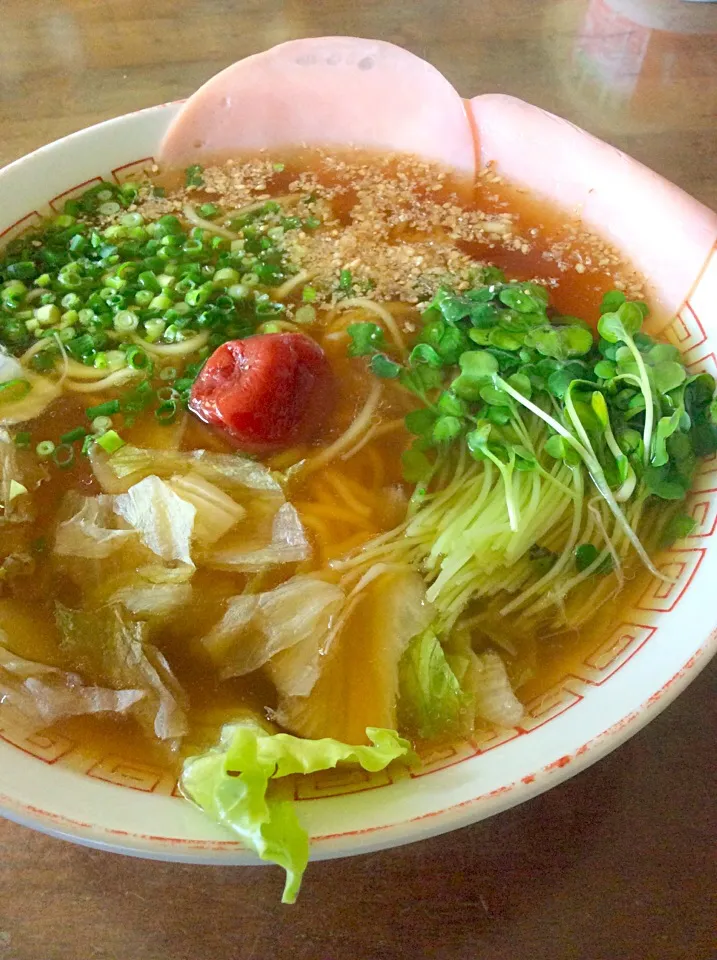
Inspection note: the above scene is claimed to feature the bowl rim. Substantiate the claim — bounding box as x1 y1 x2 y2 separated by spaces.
0 102 715 867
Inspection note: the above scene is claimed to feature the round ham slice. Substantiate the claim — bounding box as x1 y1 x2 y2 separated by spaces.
159 37 476 176
469 94 717 320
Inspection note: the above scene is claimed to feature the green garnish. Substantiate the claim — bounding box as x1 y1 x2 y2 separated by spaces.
60 426 87 445
95 430 125 454
86 399 120 419
0 378 31 404
348 281 717 582
184 164 205 188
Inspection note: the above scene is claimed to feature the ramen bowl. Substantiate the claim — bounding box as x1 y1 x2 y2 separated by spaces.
0 38 716 869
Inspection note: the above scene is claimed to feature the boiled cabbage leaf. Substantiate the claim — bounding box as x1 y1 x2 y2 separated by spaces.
272 564 433 744
55 603 188 744
180 721 411 903
204 502 310 571
201 577 344 681
0 636 144 730
113 475 195 566
398 628 469 740
92 444 282 496
110 582 192 620
474 649 524 727
55 494 138 559
167 471 246 545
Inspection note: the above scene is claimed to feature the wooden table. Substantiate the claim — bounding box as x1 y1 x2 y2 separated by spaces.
1 2 716 957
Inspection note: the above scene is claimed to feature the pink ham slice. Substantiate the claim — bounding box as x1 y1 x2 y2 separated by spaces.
159 37 476 176
469 94 717 321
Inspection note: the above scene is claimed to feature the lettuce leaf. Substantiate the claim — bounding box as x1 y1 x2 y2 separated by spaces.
180 722 412 903
398 628 468 739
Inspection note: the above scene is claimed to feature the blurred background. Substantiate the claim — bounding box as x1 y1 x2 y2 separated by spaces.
1 0 716 205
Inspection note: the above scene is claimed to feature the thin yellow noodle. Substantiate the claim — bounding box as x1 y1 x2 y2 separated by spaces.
367 450 385 489
334 298 407 354
131 331 209 357
325 468 384 504
323 532 375 561
296 511 333 543
63 367 142 393
320 472 373 517
273 270 312 301
294 501 371 527
340 417 405 462
301 382 382 476
182 204 237 240
268 446 307 470
67 359 126 380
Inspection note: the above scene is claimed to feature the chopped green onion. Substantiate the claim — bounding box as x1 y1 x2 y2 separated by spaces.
339 269 353 292
159 366 177 381
36 440 55 458
98 201 121 216
126 347 150 370
302 285 317 303
198 203 219 219
213 267 240 287
95 430 125 454
91 416 113 434
185 164 204 188
144 318 166 342
60 426 87 444
156 386 178 403
86 399 120 419
34 303 61 326
113 310 139 333
120 212 144 228
154 400 178 423
0 379 31 404
273 162 285 173
14 431 31 448
294 305 316 325
52 443 75 469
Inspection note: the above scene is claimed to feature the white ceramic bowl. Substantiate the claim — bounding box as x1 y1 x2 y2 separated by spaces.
1 101 716 867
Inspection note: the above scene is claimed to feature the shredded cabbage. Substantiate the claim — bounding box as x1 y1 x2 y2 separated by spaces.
93 444 282 495
180 721 412 903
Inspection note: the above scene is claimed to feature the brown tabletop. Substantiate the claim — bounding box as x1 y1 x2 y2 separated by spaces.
1 2 716 958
